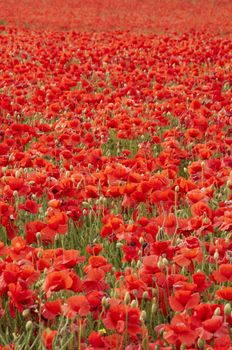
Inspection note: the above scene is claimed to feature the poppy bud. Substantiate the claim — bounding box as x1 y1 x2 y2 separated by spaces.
101 297 109 309
142 337 149 348
140 310 147 322
22 309 30 317
214 307 221 316
157 258 163 269
152 288 156 297
175 185 179 192
224 303 231 315
162 257 169 266
124 292 131 305
25 320 33 332
214 249 219 260
142 291 149 300
36 232 41 241
151 302 157 314
131 299 138 308
197 338 205 348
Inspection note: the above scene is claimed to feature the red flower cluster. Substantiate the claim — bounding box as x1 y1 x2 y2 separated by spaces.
0 1 232 348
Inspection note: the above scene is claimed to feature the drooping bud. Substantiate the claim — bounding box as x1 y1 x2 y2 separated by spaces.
124 292 131 305
224 303 231 315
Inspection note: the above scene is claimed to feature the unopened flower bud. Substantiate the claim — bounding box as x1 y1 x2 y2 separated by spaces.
224 303 231 315
102 297 109 309
140 310 147 322
197 338 205 348
131 299 138 308
162 257 169 266
151 302 157 314
22 309 30 317
214 307 221 316
157 258 163 269
36 232 41 240
124 292 131 305
25 320 33 331
142 291 149 300
214 249 219 261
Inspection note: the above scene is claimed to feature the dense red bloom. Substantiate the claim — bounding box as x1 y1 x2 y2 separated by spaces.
43 270 81 297
53 249 85 269
196 316 228 341
162 313 197 347
42 329 57 350
41 210 68 242
192 272 211 292
216 287 232 301
173 247 203 267
103 299 141 336
212 264 232 282
0 6 231 348
86 243 103 256
88 331 106 348
83 268 109 292
19 199 39 214
41 299 62 320
169 290 200 312
191 201 212 218
64 295 90 318
8 282 35 315
84 256 112 273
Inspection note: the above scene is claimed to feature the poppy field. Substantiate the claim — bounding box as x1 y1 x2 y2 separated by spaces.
0 1 232 349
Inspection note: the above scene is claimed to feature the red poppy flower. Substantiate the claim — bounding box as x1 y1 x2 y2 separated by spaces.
43 270 80 297
216 287 232 301
169 290 200 312
64 295 90 318
42 329 57 350
88 331 106 348
212 264 232 282
193 272 211 292
191 201 212 218
86 243 103 256
41 299 62 320
103 299 141 336
163 313 197 347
